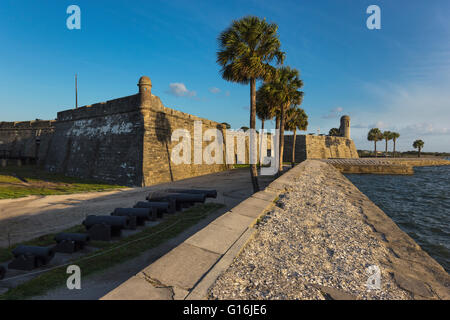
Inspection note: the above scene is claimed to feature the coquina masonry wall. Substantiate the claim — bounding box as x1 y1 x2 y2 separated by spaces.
284 134 358 163
0 121 55 165
44 87 232 187
140 95 230 186
45 95 145 186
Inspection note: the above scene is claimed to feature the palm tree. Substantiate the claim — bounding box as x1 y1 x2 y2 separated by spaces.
413 139 424 158
256 87 277 133
256 86 277 165
284 108 308 167
382 131 392 157
217 16 285 192
367 128 383 157
391 132 400 157
221 122 231 129
262 67 304 172
328 128 340 136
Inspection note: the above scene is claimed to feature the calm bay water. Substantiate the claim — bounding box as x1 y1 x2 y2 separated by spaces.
345 166 450 272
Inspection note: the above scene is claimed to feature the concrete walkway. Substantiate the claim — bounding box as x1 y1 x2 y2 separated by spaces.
0 168 274 247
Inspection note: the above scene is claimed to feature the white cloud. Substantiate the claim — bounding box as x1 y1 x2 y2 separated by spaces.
322 106 344 119
167 83 196 97
352 123 369 129
368 121 388 130
209 87 221 94
350 80 450 151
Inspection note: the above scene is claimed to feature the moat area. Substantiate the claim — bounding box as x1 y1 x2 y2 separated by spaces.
346 166 450 272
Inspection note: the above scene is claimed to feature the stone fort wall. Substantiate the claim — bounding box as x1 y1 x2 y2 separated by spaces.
140 95 230 186
0 120 55 165
44 92 233 186
1 76 357 186
283 134 359 163
44 94 146 186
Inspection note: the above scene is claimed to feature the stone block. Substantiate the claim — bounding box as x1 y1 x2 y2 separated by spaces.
142 243 220 291
185 222 246 255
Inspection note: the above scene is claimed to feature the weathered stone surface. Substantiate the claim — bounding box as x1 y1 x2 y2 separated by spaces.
185 223 246 255
251 190 280 202
210 211 254 233
311 284 357 300
230 197 273 219
101 275 174 300
142 243 220 291
323 158 450 175
284 134 359 163
0 120 55 165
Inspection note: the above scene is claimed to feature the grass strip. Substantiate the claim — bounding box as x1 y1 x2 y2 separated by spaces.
0 203 224 300
0 166 125 199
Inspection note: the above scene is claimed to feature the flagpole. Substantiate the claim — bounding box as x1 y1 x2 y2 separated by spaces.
75 74 78 109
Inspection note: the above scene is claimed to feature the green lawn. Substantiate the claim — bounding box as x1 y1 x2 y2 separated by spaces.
0 166 125 199
0 203 224 300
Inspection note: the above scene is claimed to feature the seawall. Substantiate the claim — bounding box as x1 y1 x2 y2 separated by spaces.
103 160 449 300
323 158 450 175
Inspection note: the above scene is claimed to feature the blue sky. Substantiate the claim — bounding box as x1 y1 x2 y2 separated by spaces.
0 0 449 152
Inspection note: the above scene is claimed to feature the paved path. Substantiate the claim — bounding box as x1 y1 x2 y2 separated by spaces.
0 168 274 247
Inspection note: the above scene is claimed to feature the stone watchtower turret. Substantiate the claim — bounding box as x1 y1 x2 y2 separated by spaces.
339 115 351 139
138 76 152 107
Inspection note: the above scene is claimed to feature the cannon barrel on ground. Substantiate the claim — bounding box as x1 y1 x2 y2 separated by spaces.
83 215 130 229
54 233 90 244
82 215 131 241
0 266 5 280
146 192 206 207
133 201 176 214
112 207 157 224
12 245 55 259
165 188 217 198
8 245 55 270
54 233 90 253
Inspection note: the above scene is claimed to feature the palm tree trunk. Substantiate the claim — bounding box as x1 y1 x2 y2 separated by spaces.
418 148 421 158
385 139 388 157
258 120 265 166
292 128 296 167
374 141 377 157
278 104 286 173
249 78 259 192
393 139 396 158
